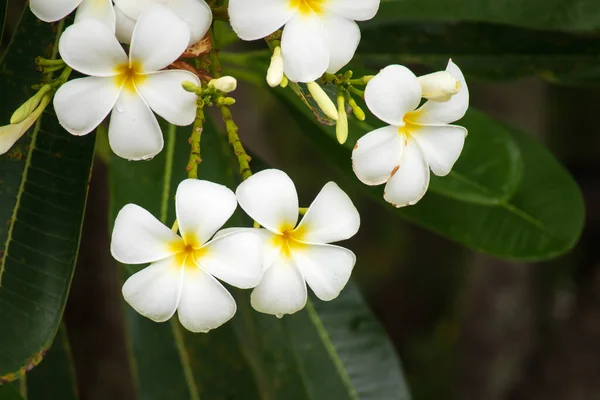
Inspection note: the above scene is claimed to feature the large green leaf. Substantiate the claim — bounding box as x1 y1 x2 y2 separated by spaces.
376 0 600 32
358 21 600 84
267 84 584 260
0 384 23 400
109 116 410 398
0 11 95 381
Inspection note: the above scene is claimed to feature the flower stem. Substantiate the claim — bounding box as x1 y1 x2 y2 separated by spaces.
186 105 205 179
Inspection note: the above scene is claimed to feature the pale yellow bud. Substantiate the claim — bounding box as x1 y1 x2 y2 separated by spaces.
307 82 338 121
417 71 460 102
209 76 238 93
336 93 348 144
10 84 51 124
267 47 284 88
1 95 51 155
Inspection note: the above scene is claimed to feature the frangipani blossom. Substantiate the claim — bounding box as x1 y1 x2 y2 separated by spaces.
111 180 265 333
54 5 199 160
30 0 116 30
233 169 360 317
228 0 380 83
114 0 212 45
352 60 469 208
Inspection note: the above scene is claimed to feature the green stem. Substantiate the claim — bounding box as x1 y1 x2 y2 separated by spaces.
186 106 205 179
220 104 252 180
347 85 365 98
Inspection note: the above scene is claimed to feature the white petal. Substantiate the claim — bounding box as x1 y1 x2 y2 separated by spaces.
114 0 165 19
281 12 329 83
365 65 422 127
412 60 470 125
111 204 182 264
195 231 264 289
292 244 355 301
325 0 380 21
108 89 163 160
30 0 82 22
351 125 405 186
58 20 128 77
114 5 136 44
410 124 468 176
54 77 120 136
383 135 430 207
168 0 213 45
228 0 295 41
75 0 116 31
295 182 360 244
136 71 199 127
323 15 360 74
250 257 307 316
129 4 190 72
122 256 183 322
177 266 236 333
176 179 237 246
236 169 299 234
214 228 281 271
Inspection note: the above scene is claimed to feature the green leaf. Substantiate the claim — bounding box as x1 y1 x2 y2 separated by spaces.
0 12 95 382
0 0 8 49
0 384 23 400
376 0 600 32
269 84 583 260
358 21 600 84
109 118 411 399
26 325 78 400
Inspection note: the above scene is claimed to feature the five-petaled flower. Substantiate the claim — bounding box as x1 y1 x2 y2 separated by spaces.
111 180 265 333
231 169 360 317
30 0 116 29
352 60 469 208
113 0 212 45
54 5 199 160
228 0 380 83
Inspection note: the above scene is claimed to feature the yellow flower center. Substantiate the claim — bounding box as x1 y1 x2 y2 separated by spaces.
272 225 308 258
290 0 326 15
168 234 209 270
114 60 145 92
398 114 423 137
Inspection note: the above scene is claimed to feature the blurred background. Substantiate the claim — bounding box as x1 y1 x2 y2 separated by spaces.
3 2 600 400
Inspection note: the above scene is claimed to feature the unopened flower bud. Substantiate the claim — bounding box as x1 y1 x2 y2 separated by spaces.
307 81 338 121
280 75 289 88
347 97 366 121
417 71 460 102
336 93 348 144
267 46 284 88
182 80 201 93
2 94 51 155
209 76 237 93
10 84 51 124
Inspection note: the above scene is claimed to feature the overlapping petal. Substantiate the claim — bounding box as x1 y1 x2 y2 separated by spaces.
114 5 137 44
292 244 355 301
54 76 121 136
175 180 237 247
365 65 422 127
113 0 164 19
129 4 190 72
111 204 182 264
325 0 380 21
108 89 164 160
177 266 237 333
196 231 264 289
122 256 183 322
228 0 295 41
30 0 82 22
75 0 116 31
295 182 360 244
281 12 329 83
136 71 200 126
236 169 299 234
413 60 470 125
251 257 307 316
59 20 128 77
352 125 405 186
168 0 213 45
410 124 468 176
383 135 430 207
323 14 360 74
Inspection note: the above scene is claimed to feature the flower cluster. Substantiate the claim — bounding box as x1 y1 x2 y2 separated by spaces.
0 0 471 333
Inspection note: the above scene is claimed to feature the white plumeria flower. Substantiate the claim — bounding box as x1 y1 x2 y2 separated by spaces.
30 0 116 30
113 0 212 45
352 60 469 208
54 5 199 161
111 180 265 333
228 0 380 83
232 169 360 317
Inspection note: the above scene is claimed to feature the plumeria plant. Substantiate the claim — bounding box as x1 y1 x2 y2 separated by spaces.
0 0 586 398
